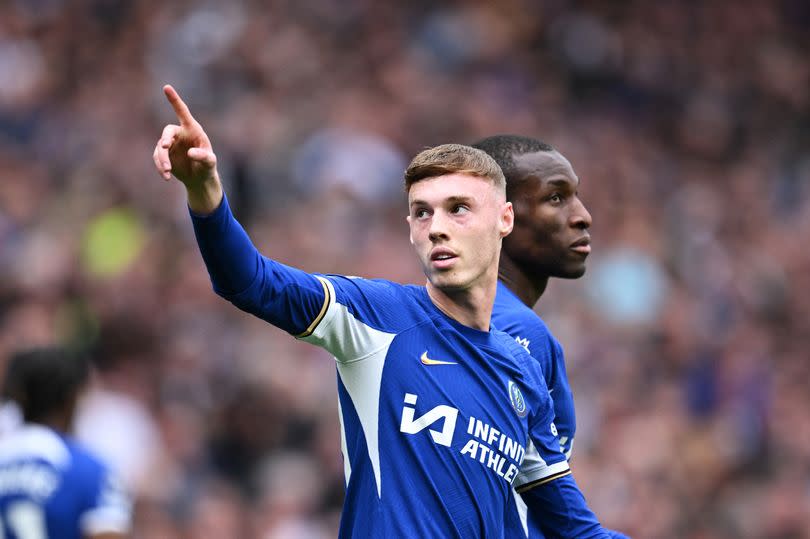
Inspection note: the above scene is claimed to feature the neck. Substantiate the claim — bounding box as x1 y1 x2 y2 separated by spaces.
497 254 548 307
39 406 73 434
426 280 496 331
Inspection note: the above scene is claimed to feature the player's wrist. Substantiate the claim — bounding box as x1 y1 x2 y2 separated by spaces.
186 175 223 216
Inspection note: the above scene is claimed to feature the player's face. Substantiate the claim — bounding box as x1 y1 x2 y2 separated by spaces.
504 150 592 278
407 173 513 293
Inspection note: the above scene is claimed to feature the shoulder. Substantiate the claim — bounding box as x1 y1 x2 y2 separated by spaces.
490 329 551 404
62 438 109 481
301 277 431 355
320 275 416 303
492 283 555 342
492 307 559 369
0 425 71 468
490 328 535 370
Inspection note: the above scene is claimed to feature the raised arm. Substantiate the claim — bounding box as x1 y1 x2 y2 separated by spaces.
150 86 401 356
152 85 329 335
152 85 223 214
153 84 264 298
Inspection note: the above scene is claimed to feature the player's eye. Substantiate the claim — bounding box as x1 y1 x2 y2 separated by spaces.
547 193 563 204
451 204 470 215
414 208 431 219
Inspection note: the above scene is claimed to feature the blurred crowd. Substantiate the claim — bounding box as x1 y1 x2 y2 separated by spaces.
1 0 809 537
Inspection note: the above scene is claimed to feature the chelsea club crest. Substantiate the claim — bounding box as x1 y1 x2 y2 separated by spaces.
508 380 527 417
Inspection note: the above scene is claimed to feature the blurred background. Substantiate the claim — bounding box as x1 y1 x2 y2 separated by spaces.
1 0 809 537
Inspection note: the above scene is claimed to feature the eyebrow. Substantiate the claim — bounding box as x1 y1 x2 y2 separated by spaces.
546 178 579 189
410 195 475 208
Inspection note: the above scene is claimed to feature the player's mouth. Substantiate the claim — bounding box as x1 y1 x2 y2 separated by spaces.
569 236 591 255
430 248 458 269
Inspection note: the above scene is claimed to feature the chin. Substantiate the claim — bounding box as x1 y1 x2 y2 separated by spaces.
432 279 466 292
430 274 469 292
553 265 587 279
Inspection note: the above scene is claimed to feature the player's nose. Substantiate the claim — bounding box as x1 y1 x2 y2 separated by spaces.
570 197 592 230
428 211 450 241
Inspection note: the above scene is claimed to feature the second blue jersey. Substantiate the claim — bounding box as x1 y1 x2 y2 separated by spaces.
493 280 578 538
492 281 576 459
0 425 131 539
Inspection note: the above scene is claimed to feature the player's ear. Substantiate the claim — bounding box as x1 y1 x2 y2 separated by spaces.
406 215 415 244
499 202 514 238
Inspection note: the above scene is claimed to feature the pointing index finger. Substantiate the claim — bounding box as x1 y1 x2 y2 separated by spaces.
163 84 196 126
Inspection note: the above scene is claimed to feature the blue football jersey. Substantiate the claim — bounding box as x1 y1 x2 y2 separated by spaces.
192 198 572 538
0 424 131 539
492 281 576 459
493 280 577 538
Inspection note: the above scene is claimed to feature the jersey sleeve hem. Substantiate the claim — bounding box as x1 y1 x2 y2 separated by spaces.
294 276 332 338
514 468 572 493
513 459 571 492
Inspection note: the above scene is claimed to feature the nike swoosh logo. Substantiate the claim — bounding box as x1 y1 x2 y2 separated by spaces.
420 351 458 366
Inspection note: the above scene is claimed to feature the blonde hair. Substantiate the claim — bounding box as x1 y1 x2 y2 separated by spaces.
404 144 506 192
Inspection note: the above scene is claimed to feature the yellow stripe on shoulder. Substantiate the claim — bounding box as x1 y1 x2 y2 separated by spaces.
295 277 331 338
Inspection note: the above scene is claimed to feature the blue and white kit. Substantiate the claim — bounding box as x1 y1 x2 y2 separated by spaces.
0 425 131 539
191 196 610 538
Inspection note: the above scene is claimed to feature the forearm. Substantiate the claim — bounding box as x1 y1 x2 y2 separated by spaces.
190 193 329 335
190 193 261 296
521 474 611 539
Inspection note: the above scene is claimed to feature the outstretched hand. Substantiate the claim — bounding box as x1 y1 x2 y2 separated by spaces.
153 85 223 213
153 85 218 187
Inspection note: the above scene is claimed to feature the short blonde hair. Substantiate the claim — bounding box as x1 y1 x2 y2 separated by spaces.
404 144 506 192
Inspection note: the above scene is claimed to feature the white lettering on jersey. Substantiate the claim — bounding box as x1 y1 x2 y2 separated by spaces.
468 417 525 463
463 415 525 484
0 463 60 500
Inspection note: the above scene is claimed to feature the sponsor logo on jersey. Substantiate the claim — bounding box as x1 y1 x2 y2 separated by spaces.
420 351 458 366
399 393 525 484
515 336 530 352
508 380 527 417
399 393 458 447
